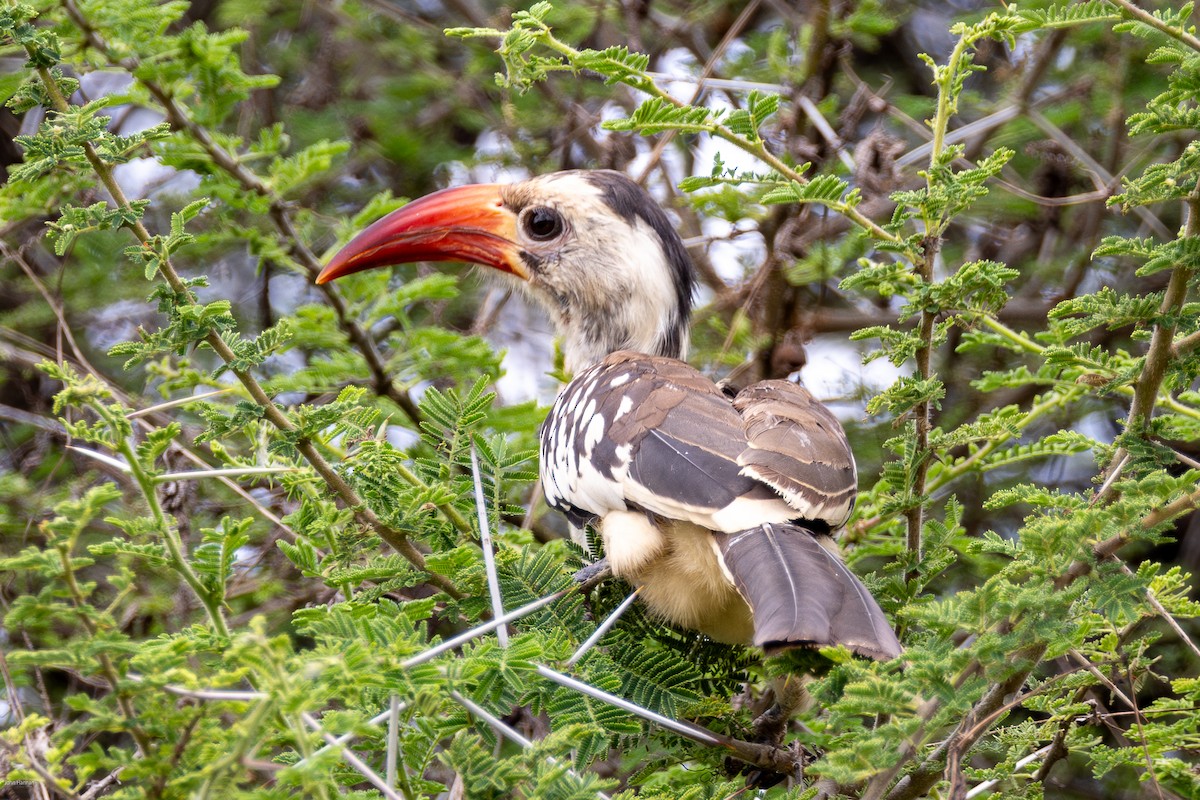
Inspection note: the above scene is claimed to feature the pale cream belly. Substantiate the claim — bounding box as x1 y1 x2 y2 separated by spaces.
599 509 754 645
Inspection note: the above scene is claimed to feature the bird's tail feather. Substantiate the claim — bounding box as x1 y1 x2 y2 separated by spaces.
713 523 901 661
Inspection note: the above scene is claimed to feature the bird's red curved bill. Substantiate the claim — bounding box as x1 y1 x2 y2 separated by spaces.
316 183 525 283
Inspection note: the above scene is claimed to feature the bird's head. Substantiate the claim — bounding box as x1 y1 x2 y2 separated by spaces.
317 170 695 371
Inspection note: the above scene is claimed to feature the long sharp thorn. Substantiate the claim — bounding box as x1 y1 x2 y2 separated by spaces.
300 712 404 800
449 690 612 800
126 387 233 418
470 442 508 647
566 588 640 667
293 706 401 768
534 664 724 747
67 445 132 473
400 590 568 669
385 694 400 789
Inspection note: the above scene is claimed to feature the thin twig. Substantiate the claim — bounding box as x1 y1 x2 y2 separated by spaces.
795 94 854 170
1068 649 1137 710
886 470 1200 800
78 768 125 800
60 0 424 427
1108 0 1200 53
633 0 763 186
0 741 80 800
886 655 1044 800
1117 562 1200 661
0 650 54 800
1026 110 1170 239
0 313 297 538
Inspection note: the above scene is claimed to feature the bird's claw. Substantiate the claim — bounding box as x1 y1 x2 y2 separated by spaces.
750 702 789 747
573 558 612 591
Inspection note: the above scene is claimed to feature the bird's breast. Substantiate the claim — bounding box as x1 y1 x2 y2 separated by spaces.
602 514 754 646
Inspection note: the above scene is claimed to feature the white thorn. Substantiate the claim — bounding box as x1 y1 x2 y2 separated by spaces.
534 664 723 747
67 445 132 473
449 689 612 800
126 387 233 418
566 588 640 668
965 744 1053 798
293 706 398 768
400 590 568 670
300 711 405 800
471 442 508 648
154 466 296 482
385 694 401 789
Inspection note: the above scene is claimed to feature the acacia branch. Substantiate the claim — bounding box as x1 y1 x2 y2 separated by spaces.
97 400 231 638
1099 195 1200 492
49 534 152 753
1108 0 1200 53
884 649 1045 800
878 481 1200 800
524 25 905 247
27 48 462 600
61 0 423 427
900 32 973 570
1126 198 1199 429
0 738 80 800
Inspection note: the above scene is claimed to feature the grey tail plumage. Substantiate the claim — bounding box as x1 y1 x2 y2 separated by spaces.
713 523 902 661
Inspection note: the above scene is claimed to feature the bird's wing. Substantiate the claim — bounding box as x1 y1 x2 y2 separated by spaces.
540 352 794 531
542 354 900 660
733 380 857 528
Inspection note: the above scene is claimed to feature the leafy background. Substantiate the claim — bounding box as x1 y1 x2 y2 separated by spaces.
1 0 1199 798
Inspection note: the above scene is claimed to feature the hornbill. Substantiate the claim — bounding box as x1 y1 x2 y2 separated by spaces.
318 169 901 662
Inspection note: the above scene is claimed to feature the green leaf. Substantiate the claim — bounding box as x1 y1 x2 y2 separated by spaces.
603 97 716 135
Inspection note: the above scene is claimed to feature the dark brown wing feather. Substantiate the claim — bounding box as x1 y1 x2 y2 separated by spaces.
605 358 780 514
714 522 902 660
733 380 857 527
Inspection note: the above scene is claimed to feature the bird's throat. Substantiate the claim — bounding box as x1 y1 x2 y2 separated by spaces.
557 306 688 372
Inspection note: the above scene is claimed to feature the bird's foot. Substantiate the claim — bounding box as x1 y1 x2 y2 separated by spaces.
729 687 822 789
751 701 789 748
573 558 612 591
724 740 809 790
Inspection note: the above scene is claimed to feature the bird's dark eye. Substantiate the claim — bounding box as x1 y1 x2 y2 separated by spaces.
522 206 564 241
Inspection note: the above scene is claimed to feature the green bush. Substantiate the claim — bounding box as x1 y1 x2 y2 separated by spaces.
1 1 1198 798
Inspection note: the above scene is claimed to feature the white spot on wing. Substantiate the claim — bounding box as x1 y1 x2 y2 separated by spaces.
614 395 634 419
583 414 606 456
